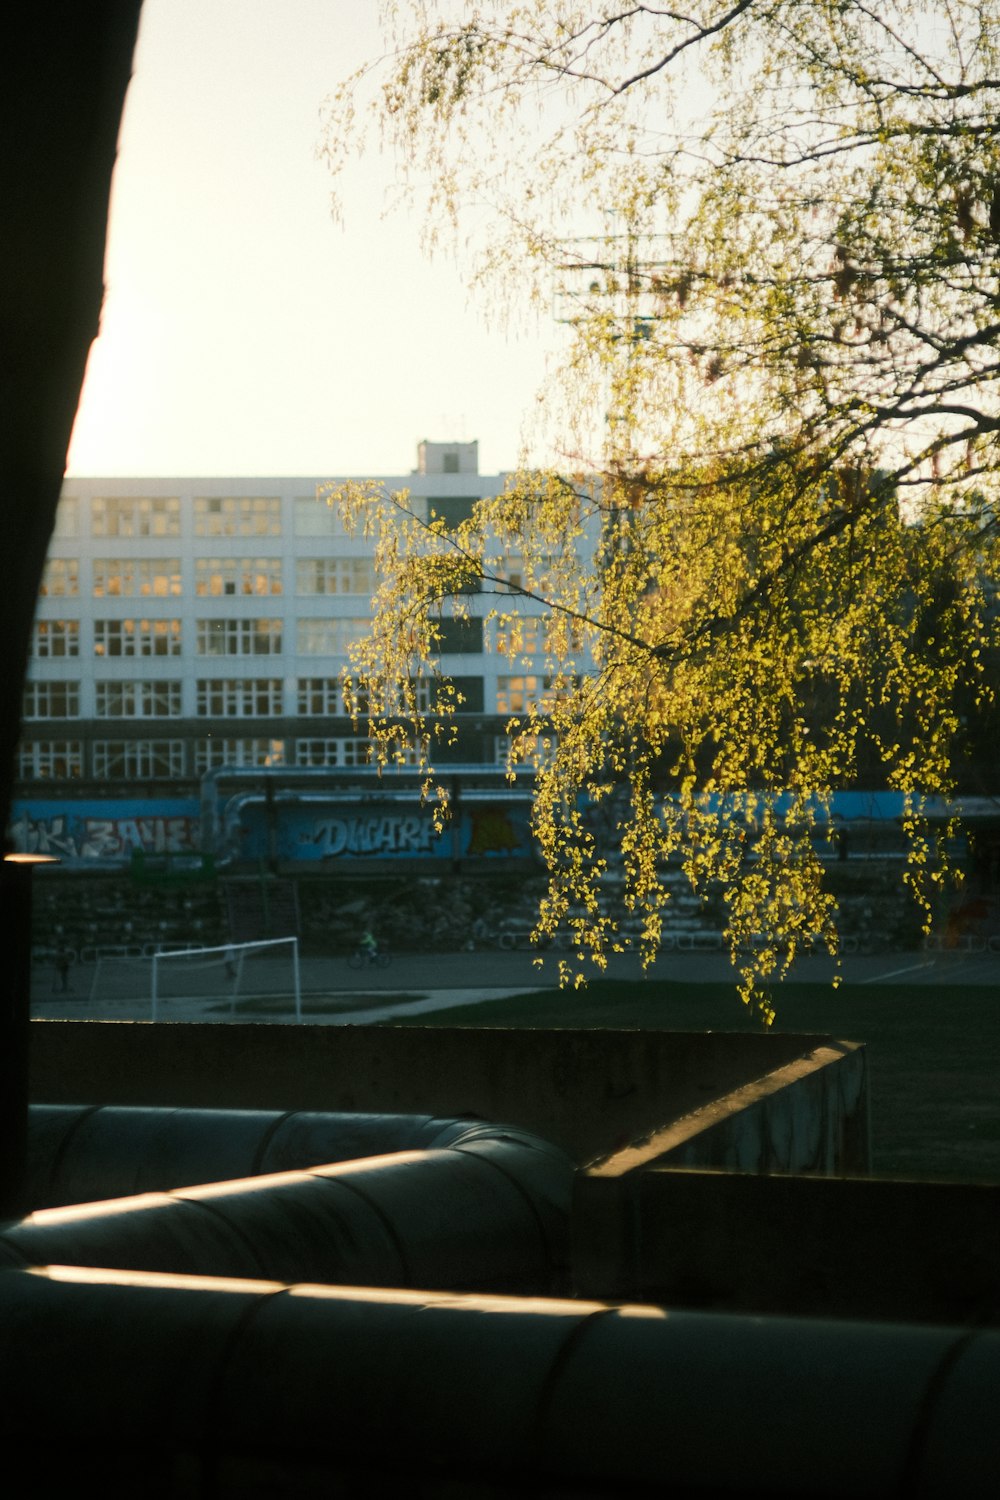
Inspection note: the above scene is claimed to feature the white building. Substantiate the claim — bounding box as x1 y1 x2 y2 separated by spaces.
19 442 577 791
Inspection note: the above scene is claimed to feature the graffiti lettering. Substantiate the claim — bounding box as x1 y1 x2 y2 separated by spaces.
310 813 439 858
8 811 199 861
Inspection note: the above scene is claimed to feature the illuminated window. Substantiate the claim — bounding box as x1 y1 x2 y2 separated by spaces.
92 740 186 778
93 558 182 598
92 496 180 538
495 675 551 714
296 558 374 595
32 620 79 658
22 681 80 719
196 679 283 716
193 738 286 771
95 681 182 718
17 740 83 779
196 619 283 656
195 557 282 596
194 496 281 537
39 559 79 597
495 615 546 657
94 619 181 657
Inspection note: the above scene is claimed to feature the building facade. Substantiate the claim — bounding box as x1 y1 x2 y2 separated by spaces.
19 442 573 795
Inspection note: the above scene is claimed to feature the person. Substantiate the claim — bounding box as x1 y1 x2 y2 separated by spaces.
53 945 72 994
359 929 379 961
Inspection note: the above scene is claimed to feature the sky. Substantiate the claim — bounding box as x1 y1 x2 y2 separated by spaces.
66 0 559 479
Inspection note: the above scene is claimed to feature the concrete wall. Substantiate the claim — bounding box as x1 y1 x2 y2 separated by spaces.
573 1167 1000 1324
29 1020 868 1170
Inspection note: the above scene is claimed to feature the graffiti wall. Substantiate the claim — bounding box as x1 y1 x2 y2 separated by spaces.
10 800 200 866
228 796 535 865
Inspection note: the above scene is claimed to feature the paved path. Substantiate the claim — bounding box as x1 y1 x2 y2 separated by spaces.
31 943 1000 1025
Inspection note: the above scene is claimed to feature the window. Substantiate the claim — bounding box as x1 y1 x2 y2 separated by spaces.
22 682 80 719
95 681 182 718
428 496 478 530
32 620 79 658
297 618 368 656
196 618 283 656
495 615 546 657
446 675 485 713
496 675 551 714
493 732 552 767
434 617 483 654
39 559 79 597
52 497 78 539
93 740 186 778
195 557 282 596
197 679 283 716
93 558 182 598
17 740 83 779
294 737 374 767
296 677 342 715
193 738 286 772
495 556 526 591
194 496 281 537
294 496 345 537
296 558 373 595
94 619 182 657
92 496 180 537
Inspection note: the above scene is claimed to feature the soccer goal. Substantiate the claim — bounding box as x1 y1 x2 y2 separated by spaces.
90 937 302 1021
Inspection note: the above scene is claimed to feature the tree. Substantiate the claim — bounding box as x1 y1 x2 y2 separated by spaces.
324 1 1000 1018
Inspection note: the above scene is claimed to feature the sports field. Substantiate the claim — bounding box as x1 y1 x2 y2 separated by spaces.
391 976 1000 1184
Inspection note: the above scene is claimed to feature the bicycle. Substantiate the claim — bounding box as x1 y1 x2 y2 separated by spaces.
347 945 391 970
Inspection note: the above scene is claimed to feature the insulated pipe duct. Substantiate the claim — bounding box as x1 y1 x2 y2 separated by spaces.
1 1131 573 1294
1 1266 997 1496
26 1104 513 1209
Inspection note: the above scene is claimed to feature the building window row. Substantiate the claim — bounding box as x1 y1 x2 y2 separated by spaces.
195 557 282 596
93 619 182 657
17 741 84 779
194 496 281 538
193 738 286 772
92 740 188 779
32 620 80 658
95 680 182 718
39 559 79 597
294 738 378 767
197 678 283 717
93 558 183 598
37 555 378 599
297 618 369 656
92 496 181 538
296 558 373 596
22 681 80 720
196 618 283 656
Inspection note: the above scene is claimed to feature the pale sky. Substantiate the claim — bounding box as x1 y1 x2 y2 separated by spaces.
66 0 559 479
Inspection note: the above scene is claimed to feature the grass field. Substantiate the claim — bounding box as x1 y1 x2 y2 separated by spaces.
391 979 1000 1182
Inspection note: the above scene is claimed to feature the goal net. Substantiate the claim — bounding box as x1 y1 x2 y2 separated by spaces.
90 938 301 1021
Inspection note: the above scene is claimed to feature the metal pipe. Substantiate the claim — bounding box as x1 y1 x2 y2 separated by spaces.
3 1129 573 1293
25 1104 533 1210
1 1266 996 1495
